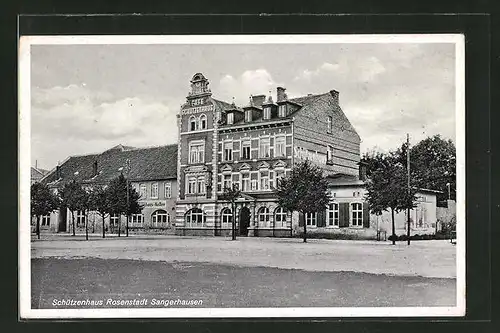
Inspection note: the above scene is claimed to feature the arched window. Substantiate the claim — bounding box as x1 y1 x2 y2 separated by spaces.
185 208 204 227
151 210 170 228
327 202 339 226
199 114 207 130
189 116 197 131
221 207 232 226
274 207 287 228
258 207 270 227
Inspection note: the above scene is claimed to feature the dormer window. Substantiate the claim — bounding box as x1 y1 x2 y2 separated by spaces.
278 105 286 117
263 107 271 120
227 112 234 125
245 110 252 122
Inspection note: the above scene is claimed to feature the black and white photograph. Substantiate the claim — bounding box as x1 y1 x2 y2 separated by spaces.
19 34 465 318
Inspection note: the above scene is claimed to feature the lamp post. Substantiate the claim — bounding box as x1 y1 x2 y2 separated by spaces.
126 158 130 237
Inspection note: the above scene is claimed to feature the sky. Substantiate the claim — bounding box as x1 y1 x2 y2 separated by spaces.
30 42 456 170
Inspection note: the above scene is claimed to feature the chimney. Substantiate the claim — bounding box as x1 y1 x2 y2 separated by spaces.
358 161 367 181
330 90 339 104
251 94 266 108
93 160 98 176
56 165 61 179
277 87 287 102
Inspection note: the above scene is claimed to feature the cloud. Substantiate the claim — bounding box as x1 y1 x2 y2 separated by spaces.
31 84 178 168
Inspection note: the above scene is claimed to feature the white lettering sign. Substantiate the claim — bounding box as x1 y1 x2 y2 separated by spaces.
140 200 167 208
182 104 215 115
294 147 327 165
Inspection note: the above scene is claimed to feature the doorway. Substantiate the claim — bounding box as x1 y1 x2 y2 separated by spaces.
58 207 67 232
239 207 250 236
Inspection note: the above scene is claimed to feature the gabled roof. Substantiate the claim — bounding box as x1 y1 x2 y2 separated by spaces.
42 144 178 187
212 98 234 112
31 167 48 179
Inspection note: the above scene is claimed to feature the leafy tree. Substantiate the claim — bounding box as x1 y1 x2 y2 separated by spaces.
107 174 142 237
219 184 241 241
364 151 417 245
31 182 59 239
276 160 331 243
59 180 87 236
90 185 111 238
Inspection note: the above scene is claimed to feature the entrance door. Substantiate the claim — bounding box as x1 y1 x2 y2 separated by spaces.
58 207 67 232
239 207 250 236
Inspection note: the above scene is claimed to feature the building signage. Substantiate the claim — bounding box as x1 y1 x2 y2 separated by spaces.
140 200 167 208
294 146 327 165
182 104 215 115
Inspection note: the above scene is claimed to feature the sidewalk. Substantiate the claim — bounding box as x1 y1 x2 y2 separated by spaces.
30 234 457 278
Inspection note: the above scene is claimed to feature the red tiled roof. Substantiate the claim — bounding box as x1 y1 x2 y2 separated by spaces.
42 144 178 187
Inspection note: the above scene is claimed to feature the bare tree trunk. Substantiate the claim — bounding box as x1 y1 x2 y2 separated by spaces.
118 215 121 237
231 202 236 241
36 215 40 240
102 214 106 238
303 214 307 243
71 211 75 236
85 211 89 241
391 208 396 245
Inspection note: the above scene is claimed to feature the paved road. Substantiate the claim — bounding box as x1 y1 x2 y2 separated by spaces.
31 234 456 278
31 258 456 309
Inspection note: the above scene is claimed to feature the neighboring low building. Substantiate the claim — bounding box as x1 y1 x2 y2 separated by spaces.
40 144 178 235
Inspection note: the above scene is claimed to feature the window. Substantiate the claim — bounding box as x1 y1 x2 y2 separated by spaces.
110 213 120 227
189 116 197 131
241 173 250 191
241 140 251 160
197 176 206 194
258 207 270 227
185 208 204 227
164 182 172 198
275 136 286 157
222 174 232 190
151 183 159 198
199 114 207 129
327 203 339 226
245 110 252 122
259 138 270 158
351 203 363 227
189 141 205 164
305 212 317 227
263 107 271 120
327 146 334 163
76 210 86 227
221 208 233 226
152 210 170 227
223 141 233 161
227 112 234 124
260 170 269 190
278 105 286 117
139 184 147 199
187 176 197 194
251 179 258 191
327 116 333 133
41 215 50 226
275 169 285 187
274 207 287 228
131 214 144 226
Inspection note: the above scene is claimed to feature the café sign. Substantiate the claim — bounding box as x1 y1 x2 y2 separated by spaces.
140 200 167 208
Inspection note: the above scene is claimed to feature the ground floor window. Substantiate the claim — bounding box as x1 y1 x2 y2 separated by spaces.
327 203 339 226
258 207 270 228
151 210 170 228
110 213 120 227
131 213 144 226
221 207 233 227
41 215 51 226
76 210 86 227
351 203 363 227
274 207 287 228
185 208 204 227
305 212 317 227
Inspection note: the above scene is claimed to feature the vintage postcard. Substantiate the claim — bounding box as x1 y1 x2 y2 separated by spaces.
19 34 465 318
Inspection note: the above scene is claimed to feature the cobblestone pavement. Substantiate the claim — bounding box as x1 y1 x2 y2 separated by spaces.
30 234 457 278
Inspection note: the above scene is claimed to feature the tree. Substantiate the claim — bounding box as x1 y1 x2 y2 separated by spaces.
59 180 87 236
90 185 111 238
364 151 417 245
276 160 331 243
107 174 142 236
79 187 93 241
220 184 241 241
31 182 59 239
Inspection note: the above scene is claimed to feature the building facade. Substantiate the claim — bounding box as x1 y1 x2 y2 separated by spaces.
41 144 178 235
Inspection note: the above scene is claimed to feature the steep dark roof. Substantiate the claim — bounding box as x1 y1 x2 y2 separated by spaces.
42 144 178 187
212 98 234 112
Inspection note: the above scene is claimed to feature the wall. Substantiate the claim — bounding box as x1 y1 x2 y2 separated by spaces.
436 199 456 231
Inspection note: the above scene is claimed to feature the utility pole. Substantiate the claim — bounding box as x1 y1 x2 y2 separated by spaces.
407 133 411 245
126 158 130 237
